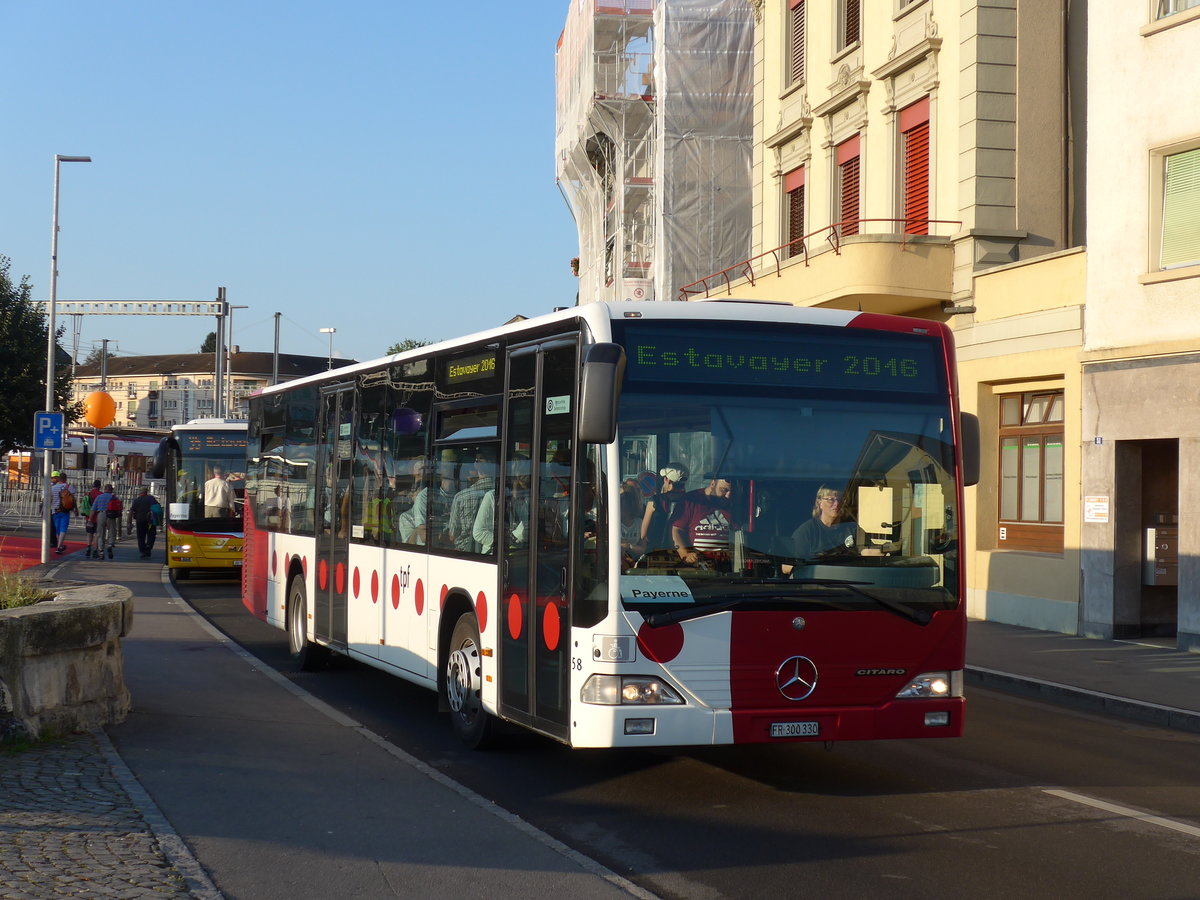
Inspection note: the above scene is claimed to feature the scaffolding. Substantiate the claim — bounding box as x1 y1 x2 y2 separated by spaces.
555 0 753 305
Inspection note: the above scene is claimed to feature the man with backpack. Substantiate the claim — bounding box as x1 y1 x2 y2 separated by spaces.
127 486 162 559
101 484 123 559
49 471 77 555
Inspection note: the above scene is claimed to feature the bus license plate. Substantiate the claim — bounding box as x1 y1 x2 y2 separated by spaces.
233 559 243 566
771 721 819 738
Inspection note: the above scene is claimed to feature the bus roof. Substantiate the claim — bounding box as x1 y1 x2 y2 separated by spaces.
254 300 949 397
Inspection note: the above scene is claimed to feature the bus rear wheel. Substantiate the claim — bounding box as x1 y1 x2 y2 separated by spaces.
446 613 493 748
287 575 326 671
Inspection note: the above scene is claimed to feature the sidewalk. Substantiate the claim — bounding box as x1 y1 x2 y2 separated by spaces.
2 544 651 900
966 618 1200 734
4 546 1200 899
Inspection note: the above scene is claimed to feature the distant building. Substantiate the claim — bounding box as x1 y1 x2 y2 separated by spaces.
71 351 356 427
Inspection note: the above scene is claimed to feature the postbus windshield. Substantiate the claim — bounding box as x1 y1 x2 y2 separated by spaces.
171 428 248 521
614 320 960 620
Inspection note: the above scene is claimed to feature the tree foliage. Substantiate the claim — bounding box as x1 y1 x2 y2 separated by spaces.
387 338 433 355
0 256 78 454
200 331 217 353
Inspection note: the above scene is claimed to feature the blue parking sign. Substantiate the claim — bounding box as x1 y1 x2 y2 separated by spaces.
34 411 65 450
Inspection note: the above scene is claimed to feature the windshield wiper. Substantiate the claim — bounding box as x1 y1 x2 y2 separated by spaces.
791 579 932 626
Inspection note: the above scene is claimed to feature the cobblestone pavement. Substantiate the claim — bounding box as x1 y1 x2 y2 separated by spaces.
0 731 220 899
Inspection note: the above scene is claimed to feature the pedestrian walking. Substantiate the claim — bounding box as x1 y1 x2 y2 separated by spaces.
102 485 124 558
127 486 162 558
82 479 103 557
49 471 77 554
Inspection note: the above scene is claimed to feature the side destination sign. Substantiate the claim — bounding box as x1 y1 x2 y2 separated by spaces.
622 324 941 393
445 350 498 386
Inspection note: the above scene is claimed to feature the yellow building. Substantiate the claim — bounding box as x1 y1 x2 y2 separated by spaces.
71 352 352 428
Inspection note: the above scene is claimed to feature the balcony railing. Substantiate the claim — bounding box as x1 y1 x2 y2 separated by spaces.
677 218 960 301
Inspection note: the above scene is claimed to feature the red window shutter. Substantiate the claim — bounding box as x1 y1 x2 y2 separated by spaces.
838 144 860 237
787 184 805 258
903 121 930 235
788 0 805 86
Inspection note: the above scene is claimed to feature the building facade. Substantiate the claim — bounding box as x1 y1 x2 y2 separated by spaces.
688 1 1101 640
1080 1 1200 651
71 352 353 428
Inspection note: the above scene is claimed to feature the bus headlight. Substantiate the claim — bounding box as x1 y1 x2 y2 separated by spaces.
895 671 962 699
581 675 684 706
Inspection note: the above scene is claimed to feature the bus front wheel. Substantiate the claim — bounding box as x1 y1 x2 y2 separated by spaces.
446 613 493 748
287 576 326 671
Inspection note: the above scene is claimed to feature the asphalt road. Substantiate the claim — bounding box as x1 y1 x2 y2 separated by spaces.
177 576 1200 900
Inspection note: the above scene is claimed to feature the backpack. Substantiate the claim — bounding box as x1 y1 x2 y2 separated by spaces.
107 496 124 518
79 492 93 516
59 486 75 512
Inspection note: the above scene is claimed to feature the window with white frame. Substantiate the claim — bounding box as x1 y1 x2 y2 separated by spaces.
837 0 860 51
1156 0 1200 20
786 0 806 87
1159 145 1200 270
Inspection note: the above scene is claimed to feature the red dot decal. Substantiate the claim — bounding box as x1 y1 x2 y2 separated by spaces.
270 550 277 575
543 602 561 652
439 583 448 610
476 592 488 633
335 563 345 595
302 556 308 578
415 580 425 616
371 570 380 604
507 593 523 640
318 559 328 590
391 573 400 609
352 567 361 598
637 621 685 663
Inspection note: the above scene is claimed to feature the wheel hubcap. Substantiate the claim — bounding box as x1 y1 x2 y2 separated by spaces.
447 644 480 716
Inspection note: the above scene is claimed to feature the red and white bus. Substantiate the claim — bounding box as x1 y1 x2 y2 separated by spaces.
243 301 979 749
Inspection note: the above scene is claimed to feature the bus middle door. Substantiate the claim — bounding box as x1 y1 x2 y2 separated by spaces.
316 384 355 649
499 337 578 742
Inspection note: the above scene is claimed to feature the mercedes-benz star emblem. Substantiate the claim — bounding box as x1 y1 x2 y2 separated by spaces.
776 656 819 701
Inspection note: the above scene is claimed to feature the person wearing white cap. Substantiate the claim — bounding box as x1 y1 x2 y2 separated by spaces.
637 463 689 555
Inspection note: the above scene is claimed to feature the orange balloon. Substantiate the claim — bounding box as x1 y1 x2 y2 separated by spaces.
84 390 116 428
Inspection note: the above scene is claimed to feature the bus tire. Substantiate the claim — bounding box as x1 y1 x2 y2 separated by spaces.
446 613 493 749
172 568 189 581
287 575 325 671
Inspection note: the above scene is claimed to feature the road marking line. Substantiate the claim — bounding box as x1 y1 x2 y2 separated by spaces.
1044 789 1200 839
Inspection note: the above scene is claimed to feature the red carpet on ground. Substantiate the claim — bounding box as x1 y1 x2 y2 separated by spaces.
0 535 87 572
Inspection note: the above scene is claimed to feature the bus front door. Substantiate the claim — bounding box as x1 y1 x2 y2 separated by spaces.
499 338 578 741
315 385 354 649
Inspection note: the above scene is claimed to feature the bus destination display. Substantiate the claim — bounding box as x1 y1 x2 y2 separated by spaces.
180 433 247 453
445 350 498 386
623 325 940 393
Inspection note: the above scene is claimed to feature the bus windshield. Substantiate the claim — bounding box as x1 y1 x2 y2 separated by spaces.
173 429 248 521
615 320 960 618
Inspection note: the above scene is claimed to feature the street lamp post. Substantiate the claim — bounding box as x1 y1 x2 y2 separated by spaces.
41 154 91 565
320 327 336 370
227 304 248 417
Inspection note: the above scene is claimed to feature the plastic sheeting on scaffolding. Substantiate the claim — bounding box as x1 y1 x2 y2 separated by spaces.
555 0 752 306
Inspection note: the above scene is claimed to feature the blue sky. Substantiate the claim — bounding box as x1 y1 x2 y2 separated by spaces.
1 1 580 366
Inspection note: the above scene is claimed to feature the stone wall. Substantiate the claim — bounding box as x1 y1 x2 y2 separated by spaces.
0 584 133 743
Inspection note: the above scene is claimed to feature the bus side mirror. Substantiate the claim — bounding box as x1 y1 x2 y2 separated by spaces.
151 436 180 479
960 412 980 487
579 342 625 445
